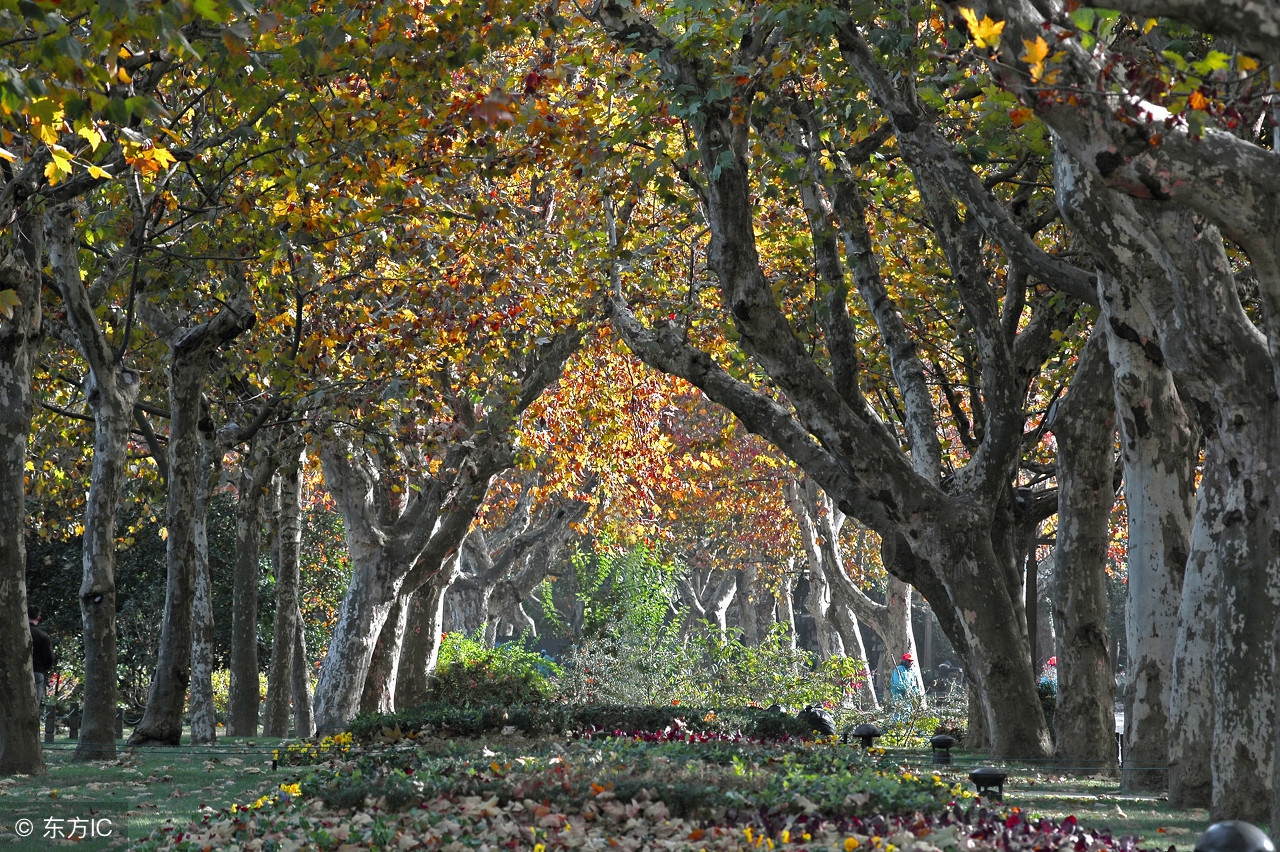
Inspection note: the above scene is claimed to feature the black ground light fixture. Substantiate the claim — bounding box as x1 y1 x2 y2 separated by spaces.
847 723 883 748
968 766 1007 801
1194 821 1275 852
929 734 957 764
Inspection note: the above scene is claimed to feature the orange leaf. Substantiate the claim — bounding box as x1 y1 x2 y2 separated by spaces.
1188 90 1209 110
1009 108 1034 127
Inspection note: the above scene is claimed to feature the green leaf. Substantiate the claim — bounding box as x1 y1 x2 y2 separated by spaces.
1069 8 1095 33
192 0 225 22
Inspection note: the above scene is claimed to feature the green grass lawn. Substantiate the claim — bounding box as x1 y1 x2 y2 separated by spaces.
0 733 295 851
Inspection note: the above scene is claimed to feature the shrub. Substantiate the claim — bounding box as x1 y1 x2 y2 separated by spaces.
342 701 814 744
557 620 867 713
429 632 560 706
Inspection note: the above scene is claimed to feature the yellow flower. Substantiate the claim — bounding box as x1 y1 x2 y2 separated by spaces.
781 830 791 844
534 845 545 852
745 827 755 843
279 783 302 796
845 838 860 851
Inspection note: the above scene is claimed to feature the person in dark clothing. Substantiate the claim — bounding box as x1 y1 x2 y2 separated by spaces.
28 605 54 706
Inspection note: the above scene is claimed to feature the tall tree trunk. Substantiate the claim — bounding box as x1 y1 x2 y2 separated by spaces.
777 561 797 652
188 420 218 745
1048 329 1117 770
45 206 141 762
228 444 277 736
1168 439 1223 807
1209 400 1279 822
73 378 137 761
0 215 44 775
313 443 491 735
443 574 489 636
397 565 457 708
1103 289 1194 791
736 565 762 645
908 511 1050 759
830 603 879 710
264 455 302 737
786 481 845 660
787 479 907 708
290 603 315 739
1056 152 1277 811
879 577 921 701
129 287 254 746
360 592 409 716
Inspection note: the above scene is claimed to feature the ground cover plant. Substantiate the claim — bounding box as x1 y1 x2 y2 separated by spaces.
118 713 1209 852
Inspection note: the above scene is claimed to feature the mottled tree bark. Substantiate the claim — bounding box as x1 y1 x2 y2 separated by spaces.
976 0 1280 815
360 591 409 716
1106 307 1194 792
290 604 315 738
0 213 44 775
129 286 255 746
776 563 798 652
397 563 457 709
45 207 140 762
1168 440 1224 807
313 446 490 735
264 455 303 737
677 568 739 638
1047 329 1117 770
735 565 763 645
188 421 218 745
785 480 847 662
228 444 278 736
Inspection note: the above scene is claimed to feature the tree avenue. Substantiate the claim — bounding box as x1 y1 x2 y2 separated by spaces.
4 0 1279 832
951 0 1279 822
585 0 1088 759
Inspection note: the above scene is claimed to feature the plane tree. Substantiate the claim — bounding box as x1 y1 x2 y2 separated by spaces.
583 0 1105 758
952 0 1280 816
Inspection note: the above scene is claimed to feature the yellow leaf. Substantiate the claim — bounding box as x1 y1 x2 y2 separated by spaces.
159 527 169 540
959 7 1005 49
0 288 19 319
116 66 132 84
149 146 178 168
35 122 59 146
1021 36 1050 81
44 160 62 185
1021 36 1049 65
1143 18 1158 34
76 124 103 151
0 147 14 162
87 165 111 180
1238 55 1259 71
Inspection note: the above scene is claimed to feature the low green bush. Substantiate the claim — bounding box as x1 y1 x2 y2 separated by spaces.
343 701 815 744
429 632 560 706
557 620 868 712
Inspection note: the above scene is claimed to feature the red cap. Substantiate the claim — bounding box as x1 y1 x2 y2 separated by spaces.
902 653 914 664
1047 656 1057 666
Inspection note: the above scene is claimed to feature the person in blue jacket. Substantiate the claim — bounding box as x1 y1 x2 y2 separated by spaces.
890 653 922 704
